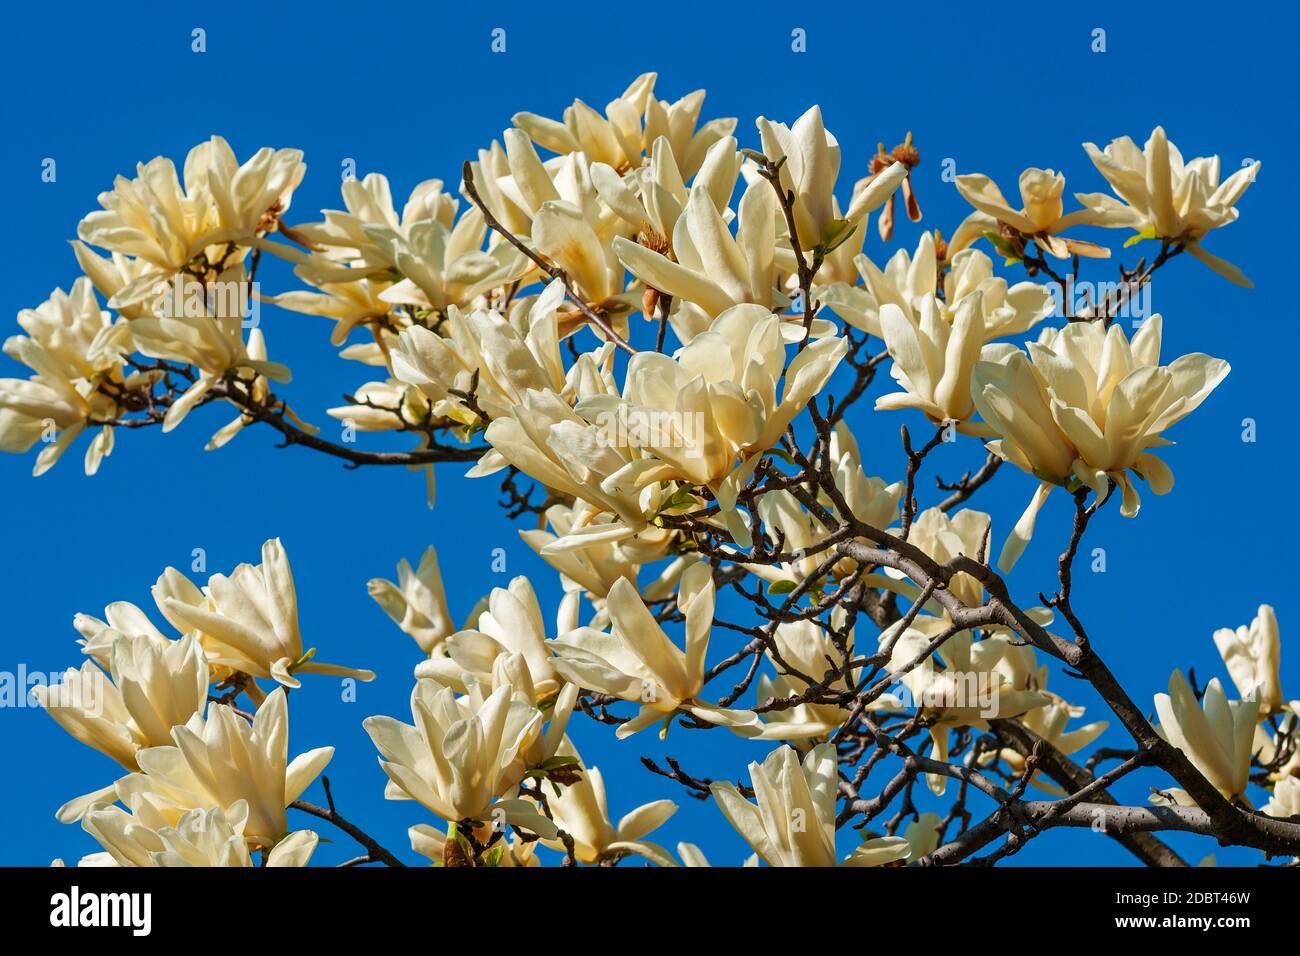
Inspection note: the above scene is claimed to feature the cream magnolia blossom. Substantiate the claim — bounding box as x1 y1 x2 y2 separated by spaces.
754 618 903 742
538 758 678 866
1213 604 1284 716
77 136 306 308
612 183 788 342
1077 127 1260 286
294 173 458 273
0 278 127 475
902 812 944 860
745 425 902 589
885 625 1051 795
34 633 208 772
519 501 683 601
391 282 571 426
492 130 631 314
469 387 663 544
1262 777 1300 819
547 563 760 738
1153 670 1258 806
592 305 847 546
363 681 560 836
955 167 1108 260
822 232 1054 347
593 135 740 257
875 294 990 426
368 545 457 654
359 206 529 317
972 315 1229 570
711 743 910 867
153 537 374 688
415 575 575 700
513 72 735 181
755 106 905 251
981 643 1108 794
130 266 291 431
79 803 317 868
94 689 332 847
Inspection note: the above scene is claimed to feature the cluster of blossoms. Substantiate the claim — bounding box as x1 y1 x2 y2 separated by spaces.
15 74 1296 867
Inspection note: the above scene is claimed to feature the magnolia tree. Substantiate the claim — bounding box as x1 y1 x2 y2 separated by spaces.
8 73 1297 868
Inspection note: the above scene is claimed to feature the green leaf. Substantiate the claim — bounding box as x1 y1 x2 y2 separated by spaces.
540 757 578 770
768 579 798 596
816 218 857 256
657 487 697 514
484 845 506 867
1123 225 1158 248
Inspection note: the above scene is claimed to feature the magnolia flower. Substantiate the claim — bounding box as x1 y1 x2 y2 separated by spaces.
1213 605 1284 716
710 743 909 867
592 305 846 546
293 173 458 273
153 538 373 688
362 681 559 837
130 266 291 431
539 759 678 866
902 812 944 859
489 130 632 317
1153 670 1257 805
266 276 395 348
754 618 903 742
368 545 457 654
822 235 1054 362
972 315 1229 570
593 135 740 257
886 625 1051 795
547 563 760 738
80 803 317 868
77 136 305 308
415 576 575 700
325 378 430 433
755 106 905 251
513 72 735 181
34 633 208 771
1077 127 1259 286
1255 703 1300 783
100 689 332 847
955 167 1109 260
875 294 990 426
354 206 529 317
391 283 570 426
1262 777 1300 819
0 278 127 475
518 501 681 601
741 427 900 590
470 386 663 546
612 183 784 341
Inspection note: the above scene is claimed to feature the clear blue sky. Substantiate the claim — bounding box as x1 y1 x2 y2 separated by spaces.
1 0 1295 866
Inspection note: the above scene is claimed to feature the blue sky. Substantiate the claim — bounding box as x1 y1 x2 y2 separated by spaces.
1 0 1296 866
